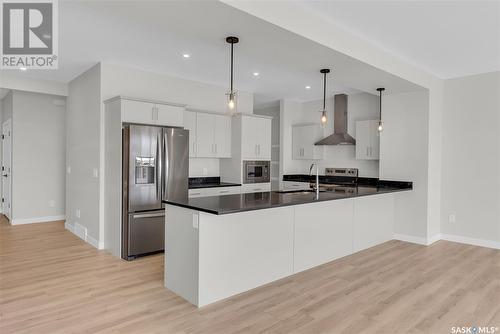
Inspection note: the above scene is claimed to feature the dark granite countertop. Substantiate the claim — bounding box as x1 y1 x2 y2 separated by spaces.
165 181 412 215
188 177 241 189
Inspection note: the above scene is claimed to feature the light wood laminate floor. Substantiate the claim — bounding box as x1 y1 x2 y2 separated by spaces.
1 217 499 334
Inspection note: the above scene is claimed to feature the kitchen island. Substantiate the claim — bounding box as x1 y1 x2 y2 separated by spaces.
163 181 411 307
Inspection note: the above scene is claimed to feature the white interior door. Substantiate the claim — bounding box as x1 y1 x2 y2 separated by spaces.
2 120 12 220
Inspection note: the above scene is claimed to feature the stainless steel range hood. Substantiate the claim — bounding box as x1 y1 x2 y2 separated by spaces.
315 94 356 145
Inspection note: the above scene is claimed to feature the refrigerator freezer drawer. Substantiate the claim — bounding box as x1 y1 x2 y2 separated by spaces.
128 211 165 257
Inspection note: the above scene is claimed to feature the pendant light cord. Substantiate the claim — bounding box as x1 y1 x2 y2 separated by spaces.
230 42 234 93
323 72 326 110
379 90 382 120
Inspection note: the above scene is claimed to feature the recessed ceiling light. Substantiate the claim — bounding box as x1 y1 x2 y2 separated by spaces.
253 72 259 76
305 85 311 89
19 67 27 71
182 54 190 58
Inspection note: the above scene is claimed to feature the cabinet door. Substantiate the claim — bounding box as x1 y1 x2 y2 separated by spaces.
213 114 231 158
183 111 197 157
241 116 258 160
196 113 215 158
292 126 304 160
155 104 184 127
355 121 371 160
369 121 380 159
256 118 272 159
121 99 155 124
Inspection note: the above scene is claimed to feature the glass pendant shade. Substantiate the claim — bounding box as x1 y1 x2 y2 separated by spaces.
226 91 237 114
320 110 327 126
377 120 383 132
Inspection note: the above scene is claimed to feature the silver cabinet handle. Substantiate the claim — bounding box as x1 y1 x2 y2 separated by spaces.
133 212 165 219
366 147 369 156
190 192 202 196
219 190 230 194
215 143 218 154
152 107 156 121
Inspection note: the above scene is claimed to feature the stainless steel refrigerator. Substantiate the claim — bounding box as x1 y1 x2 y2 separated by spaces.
122 124 188 260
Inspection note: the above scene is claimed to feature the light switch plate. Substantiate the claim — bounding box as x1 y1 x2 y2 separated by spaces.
67 166 71 174
92 168 99 178
449 214 456 223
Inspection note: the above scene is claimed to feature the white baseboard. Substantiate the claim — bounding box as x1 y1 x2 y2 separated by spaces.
394 233 500 250
64 221 104 250
11 215 66 225
86 234 105 250
440 234 500 250
393 233 428 245
426 234 441 245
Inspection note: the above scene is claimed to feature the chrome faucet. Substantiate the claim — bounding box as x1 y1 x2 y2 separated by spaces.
309 163 320 198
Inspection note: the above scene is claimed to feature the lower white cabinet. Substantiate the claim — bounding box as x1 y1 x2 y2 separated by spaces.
240 183 271 193
282 181 310 190
188 186 241 198
356 120 380 160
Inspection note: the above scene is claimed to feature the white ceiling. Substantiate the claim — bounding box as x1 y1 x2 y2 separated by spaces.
1 1 426 103
298 0 500 79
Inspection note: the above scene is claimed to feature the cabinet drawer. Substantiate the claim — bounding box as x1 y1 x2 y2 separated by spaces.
188 189 206 198
282 181 310 190
204 186 241 196
241 183 271 193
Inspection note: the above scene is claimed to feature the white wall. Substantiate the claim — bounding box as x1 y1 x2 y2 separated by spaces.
66 64 102 245
379 91 430 240
441 72 500 245
281 93 380 177
189 158 220 177
8 90 66 223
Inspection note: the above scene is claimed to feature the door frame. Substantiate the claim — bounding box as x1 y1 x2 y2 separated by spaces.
2 119 12 220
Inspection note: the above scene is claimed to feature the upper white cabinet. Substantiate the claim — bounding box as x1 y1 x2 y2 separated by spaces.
194 112 231 158
292 124 324 160
121 98 183 127
355 120 380 160
240 115 271 160
183 111 197 157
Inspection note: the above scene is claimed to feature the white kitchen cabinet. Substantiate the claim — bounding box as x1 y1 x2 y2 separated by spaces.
292 124 324 160
195 112 231 158
241 115 271 160
353 194 394 252
188 186 241 198
156 103 184 127
213 115 231 158
183 111 197 158
282 181 310 190
355 120 380 160
241 183 271 193
121 99 183 127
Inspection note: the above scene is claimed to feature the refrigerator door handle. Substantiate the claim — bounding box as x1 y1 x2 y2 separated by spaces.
156 131 161 200
162 130 168 199
132 212 165 219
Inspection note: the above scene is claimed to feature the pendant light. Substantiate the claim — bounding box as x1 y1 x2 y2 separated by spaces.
319 68 330 126
226 36 239 113
376 87 385 132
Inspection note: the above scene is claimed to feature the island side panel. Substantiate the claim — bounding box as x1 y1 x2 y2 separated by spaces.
294 198 354 273
197 207 294 307
165 204 199 306
353 193 395 252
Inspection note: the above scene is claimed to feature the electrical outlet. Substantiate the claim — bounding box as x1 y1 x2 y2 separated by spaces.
449 214 456 223
202 167 208 176
76 208 81 219
49 200 55 207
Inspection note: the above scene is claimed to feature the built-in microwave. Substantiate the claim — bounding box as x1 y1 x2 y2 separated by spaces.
243 160 270 184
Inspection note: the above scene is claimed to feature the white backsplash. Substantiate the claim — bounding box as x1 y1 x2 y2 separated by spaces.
189 158 220 177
